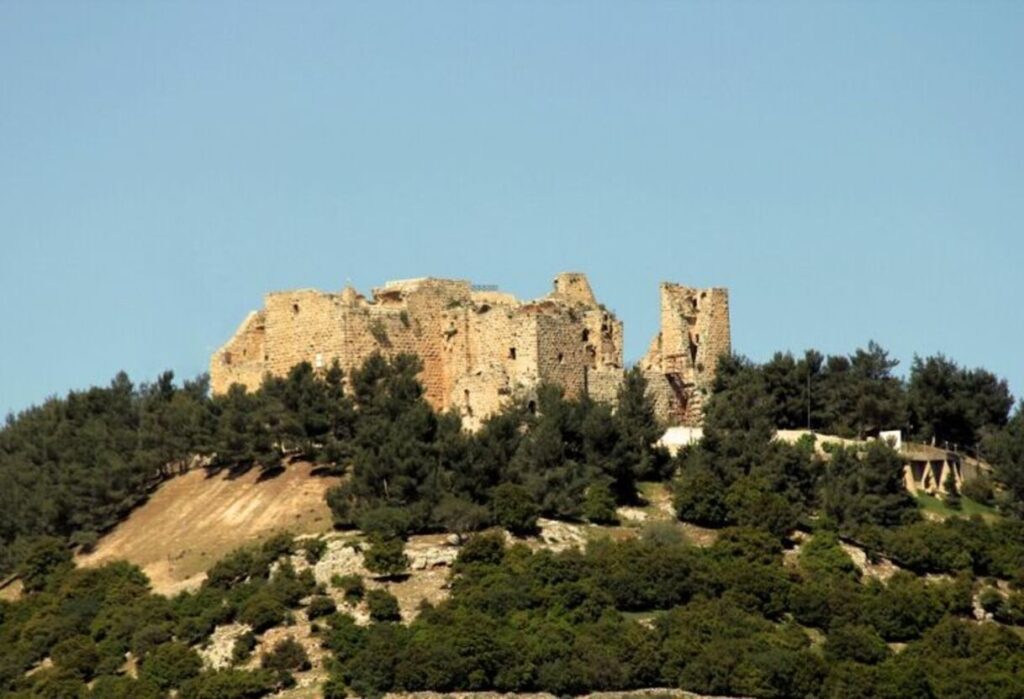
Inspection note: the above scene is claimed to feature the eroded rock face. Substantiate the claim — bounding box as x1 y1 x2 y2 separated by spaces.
310 536 367 584
839 541 900 582
293 534 460 624
199 623 249 670
407 536 459 570
533 518 589 552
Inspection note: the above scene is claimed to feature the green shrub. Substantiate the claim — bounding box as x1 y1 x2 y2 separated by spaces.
51 634 100 680
944 472 962 510
672 468 728 527
24 668 87 698
139 641 203 690
363 538 409 579
306 595 337 620
331 574 365 603
16 537 73 592
454 531 506 570
95 637 130 676
321 613 366 660
267 562 316 607
356 506 414 540
325 484 357 528
432 495 490 538
491 483 539 535
366 589 401 622
962 475 995 505
639 521 686 546
323 672 348 699
179 668 278 699
825 624 890 664
89 675 163 699
260 532 295 563
238 593 287 634
583 480 619 525
131 623 174 660
994 591 1024 625
206 549 259 588
800 530 859 580
979 587 1005 615
300 538 327 564
865 573 946 641
231 631 257 665
260 636 311 672
368 319 389 345
69 530 99 554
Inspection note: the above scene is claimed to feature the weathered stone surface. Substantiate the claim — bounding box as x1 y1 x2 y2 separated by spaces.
533 518 589 552
839 541 900 581
199 622 249 670
211 273 731 427
640 283 731 426
310 537 366 584
211 273 625 429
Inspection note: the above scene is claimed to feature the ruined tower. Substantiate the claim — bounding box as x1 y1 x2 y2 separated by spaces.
640 284 731 426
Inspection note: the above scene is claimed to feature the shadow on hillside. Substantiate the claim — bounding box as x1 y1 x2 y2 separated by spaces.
373 572 412 583
202 463 255 480
310 464 344 478
255 465 286 482
198 460 343 482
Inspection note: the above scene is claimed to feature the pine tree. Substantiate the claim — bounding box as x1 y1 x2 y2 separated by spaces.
614 366 670 484
943 470 961 510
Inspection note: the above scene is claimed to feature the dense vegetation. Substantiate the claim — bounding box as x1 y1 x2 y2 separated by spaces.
672 352 923 536
325 356 670 542
4 341 1018 577
0 356 668 576
319 528 1024 698
0 533 314 697
674 347 1024 576
4 518 1024 698
0 372 211 574
741 344 1014 450
3 342 1024 697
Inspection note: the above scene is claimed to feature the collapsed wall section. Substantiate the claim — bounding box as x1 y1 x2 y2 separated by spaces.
212 311 267 393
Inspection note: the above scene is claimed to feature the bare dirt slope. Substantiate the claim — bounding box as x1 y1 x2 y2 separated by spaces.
78 462 340 595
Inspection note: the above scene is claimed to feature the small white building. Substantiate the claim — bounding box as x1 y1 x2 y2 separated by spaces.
658 426 704 456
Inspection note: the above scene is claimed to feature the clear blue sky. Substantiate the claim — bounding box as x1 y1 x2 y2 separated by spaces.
2 1 1022 417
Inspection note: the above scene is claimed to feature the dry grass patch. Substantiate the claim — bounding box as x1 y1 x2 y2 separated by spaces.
78 462 340 595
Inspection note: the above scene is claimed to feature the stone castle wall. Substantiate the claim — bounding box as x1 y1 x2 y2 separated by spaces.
212 274 628 428
639 284 731 426
212 274 729 428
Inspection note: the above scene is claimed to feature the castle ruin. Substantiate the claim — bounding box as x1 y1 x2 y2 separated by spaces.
210 273 730 428
640 284 731 426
